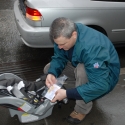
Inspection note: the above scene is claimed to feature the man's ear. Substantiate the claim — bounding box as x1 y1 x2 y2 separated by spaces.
72 31 77 39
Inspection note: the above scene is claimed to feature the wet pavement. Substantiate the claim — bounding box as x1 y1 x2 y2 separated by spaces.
0 63 125 125
0 0 125 125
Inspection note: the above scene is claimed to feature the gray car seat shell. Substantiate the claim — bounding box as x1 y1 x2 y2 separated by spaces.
0 73 56 123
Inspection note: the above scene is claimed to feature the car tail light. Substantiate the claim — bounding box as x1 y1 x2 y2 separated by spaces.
26 7 42 21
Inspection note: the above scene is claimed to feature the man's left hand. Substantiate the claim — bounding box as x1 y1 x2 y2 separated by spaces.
51 89 67 103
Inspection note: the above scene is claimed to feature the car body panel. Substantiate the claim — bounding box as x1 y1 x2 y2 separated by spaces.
26 0 125 8
14 0 125 48
14 1 53 47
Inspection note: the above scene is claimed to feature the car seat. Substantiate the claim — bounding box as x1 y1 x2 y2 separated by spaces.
0 73 62 123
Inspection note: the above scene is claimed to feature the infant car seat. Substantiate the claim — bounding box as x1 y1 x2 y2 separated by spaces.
0 73 58 123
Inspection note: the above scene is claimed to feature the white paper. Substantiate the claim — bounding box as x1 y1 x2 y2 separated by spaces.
45 84 60 101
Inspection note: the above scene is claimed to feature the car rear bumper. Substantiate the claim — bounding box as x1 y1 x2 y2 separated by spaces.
14 0 53 48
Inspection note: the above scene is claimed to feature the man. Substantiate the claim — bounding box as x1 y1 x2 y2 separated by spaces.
44 17 120 124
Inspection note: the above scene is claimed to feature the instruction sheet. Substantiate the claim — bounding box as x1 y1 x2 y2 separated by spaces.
45 84 61 101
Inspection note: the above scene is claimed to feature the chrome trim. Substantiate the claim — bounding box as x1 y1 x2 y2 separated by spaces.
112 29 125 32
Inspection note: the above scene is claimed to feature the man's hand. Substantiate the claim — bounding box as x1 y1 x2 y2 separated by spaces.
46 74 56 88
51 89 67 103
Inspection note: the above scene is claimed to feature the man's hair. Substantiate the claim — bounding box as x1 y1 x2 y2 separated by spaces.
49 17 77 41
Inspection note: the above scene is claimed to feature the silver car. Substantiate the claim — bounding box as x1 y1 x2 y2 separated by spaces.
14 0 125 48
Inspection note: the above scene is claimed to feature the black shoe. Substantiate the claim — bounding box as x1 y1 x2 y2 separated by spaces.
66 111 86 124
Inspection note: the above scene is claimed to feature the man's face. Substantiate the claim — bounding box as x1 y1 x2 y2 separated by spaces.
54 31 77 50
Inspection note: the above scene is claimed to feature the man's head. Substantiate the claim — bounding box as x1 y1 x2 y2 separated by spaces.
49 17 77 50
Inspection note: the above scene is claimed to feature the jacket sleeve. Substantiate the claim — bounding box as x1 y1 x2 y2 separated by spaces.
76 45 111 103
48 44 68 77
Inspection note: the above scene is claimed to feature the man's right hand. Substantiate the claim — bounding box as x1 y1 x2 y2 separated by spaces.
45 74 57 88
